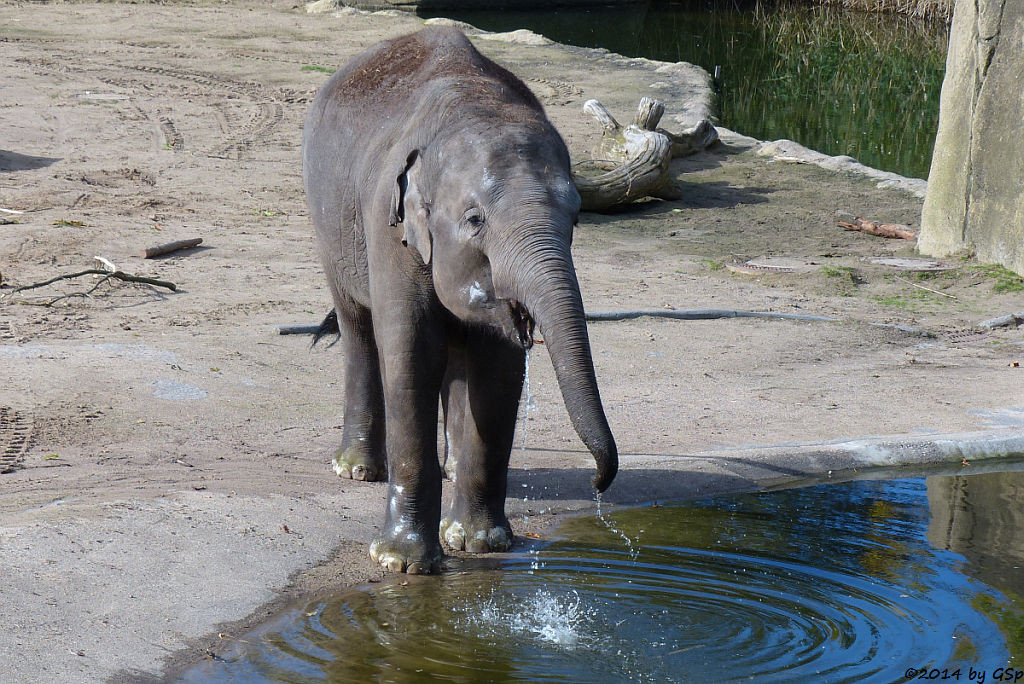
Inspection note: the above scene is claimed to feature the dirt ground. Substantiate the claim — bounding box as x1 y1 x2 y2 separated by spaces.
1 2 1023 682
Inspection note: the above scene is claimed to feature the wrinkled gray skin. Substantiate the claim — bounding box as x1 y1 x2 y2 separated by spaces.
302 27 617 574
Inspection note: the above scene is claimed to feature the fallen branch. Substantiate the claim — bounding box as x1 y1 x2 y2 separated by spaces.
1 266 176 306
836 211 916 240
138 237 203 259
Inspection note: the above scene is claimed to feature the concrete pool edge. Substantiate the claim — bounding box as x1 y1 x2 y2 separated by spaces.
506 428 1024 512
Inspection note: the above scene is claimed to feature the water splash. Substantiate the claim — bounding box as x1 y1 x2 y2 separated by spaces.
596 491 639 561
471 589 591 648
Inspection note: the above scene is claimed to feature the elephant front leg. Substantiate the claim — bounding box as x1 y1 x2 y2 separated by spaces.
332 304 387 481
368 308 446 574
440 334 525 554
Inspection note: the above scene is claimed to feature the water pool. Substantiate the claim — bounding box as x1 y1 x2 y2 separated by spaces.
180 463 1024 682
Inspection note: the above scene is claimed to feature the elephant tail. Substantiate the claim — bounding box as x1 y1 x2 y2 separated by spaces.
310 309 341 348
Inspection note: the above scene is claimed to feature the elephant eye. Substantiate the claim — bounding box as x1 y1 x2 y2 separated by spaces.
463 208 485 233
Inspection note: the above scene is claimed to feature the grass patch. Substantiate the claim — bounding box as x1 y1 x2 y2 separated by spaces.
821 265 856 280
52 219 87 227
821 264 861 295
873 287 953 312
699 258 724 271
873 294 912 309
301 65 334 74
972 264 1024 293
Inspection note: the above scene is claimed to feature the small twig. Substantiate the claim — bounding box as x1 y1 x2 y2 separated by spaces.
138 237 203 259
0 207 25 215
894 275 956 299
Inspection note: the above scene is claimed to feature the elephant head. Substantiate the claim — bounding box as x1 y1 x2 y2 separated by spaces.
387 121 618 492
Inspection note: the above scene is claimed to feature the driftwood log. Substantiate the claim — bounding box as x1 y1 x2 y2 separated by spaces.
836 211 917 240
573 97 718 212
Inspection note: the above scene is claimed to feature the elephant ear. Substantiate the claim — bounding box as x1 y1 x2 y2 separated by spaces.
388 150 432 265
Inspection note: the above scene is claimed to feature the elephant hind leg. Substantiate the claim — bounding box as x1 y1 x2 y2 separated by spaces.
332 300 387 482
440 345 466 482
441 332 524 553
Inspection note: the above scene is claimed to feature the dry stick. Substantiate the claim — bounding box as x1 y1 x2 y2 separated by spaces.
278 324 321 335
893 275 957 299
138 237 203 259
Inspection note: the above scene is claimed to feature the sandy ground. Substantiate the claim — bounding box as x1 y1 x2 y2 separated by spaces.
1 2 1023 681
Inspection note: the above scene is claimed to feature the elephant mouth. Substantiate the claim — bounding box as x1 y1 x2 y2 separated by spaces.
509 300 535 349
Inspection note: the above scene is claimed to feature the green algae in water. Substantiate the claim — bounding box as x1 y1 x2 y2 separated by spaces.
421 1 948 180
181 467 1024 682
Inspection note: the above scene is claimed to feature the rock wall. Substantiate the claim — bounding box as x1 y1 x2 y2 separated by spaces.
919 0 1024 276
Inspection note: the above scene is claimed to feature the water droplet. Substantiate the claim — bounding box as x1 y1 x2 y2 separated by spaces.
595 491 639 561
520 350 538 452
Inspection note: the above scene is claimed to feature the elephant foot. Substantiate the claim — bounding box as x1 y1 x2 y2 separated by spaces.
441 516 513 553
369 536 443 574
332 444 387 482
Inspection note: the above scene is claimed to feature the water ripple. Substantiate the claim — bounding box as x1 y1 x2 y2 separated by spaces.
180 477 1016 683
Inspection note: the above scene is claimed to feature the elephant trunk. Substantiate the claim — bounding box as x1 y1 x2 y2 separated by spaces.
498 238 618 492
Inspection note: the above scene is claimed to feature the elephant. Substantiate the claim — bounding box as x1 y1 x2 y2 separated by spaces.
302 26 617 574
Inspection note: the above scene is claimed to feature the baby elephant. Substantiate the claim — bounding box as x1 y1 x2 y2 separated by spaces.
302 26 617 573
